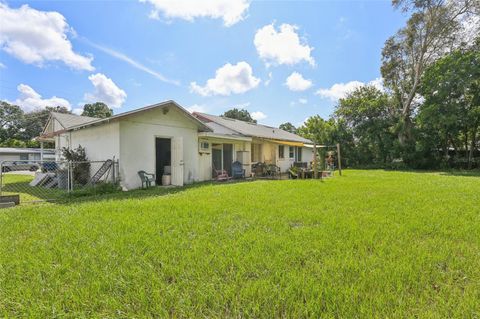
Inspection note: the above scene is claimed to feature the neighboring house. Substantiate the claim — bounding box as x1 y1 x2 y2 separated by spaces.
38 100 313 190
192 112 313 175
37 112 97 159
0 147 55 163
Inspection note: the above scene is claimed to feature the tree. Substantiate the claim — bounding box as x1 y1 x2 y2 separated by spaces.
381 0 477 150
297 116 356 167
297 116 336 145
419 45 480 168
222 108 257 123
279 122 297 133
82 102 113 119
335 86 396 164
0 101 24 141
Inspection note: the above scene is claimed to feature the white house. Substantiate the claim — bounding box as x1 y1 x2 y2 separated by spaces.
0 147 55 163
39 100 313 190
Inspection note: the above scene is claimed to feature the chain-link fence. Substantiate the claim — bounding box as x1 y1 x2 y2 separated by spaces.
0 159 119 203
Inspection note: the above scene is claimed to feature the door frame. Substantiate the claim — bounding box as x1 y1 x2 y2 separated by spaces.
154 135 174 185
211 143 234 177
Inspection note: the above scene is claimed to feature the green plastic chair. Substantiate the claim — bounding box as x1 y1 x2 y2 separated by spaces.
138 170 155 189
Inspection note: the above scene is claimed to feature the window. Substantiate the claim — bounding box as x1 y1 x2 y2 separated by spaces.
296 147 302 162
289 146 295 158
19 154 28 161
279 145 284 159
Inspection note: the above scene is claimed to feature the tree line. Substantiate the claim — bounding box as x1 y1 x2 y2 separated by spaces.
289 0 479 169
0 102 112 148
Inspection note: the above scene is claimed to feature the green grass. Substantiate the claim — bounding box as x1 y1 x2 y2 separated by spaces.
0 170 479 317
1 174 65 202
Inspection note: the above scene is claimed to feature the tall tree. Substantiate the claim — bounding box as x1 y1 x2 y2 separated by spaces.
335 86 396 164
297 115 356 166
381 0 478 149
279 122 297 133
419 44 480 168
0 101 24 141
82 102 113 119
222 108 257 123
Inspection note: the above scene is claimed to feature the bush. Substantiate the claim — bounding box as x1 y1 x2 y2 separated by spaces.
62 145 91 185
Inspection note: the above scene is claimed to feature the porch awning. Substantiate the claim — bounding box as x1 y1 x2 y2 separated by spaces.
270 139 304 147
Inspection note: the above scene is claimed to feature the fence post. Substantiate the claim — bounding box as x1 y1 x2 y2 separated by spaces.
67 161 71 193
0 161 3 196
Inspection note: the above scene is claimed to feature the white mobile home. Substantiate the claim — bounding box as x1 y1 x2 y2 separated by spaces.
0 147 55 162
40 101 313 190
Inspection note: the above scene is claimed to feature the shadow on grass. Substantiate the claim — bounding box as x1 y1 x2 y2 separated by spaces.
55 178 260 206
381 168 480 178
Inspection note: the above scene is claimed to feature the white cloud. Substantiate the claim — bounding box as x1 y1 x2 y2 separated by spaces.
0 62 5 68
285 72 313 91
190 61 260 96
72 108 84 115
369 77 384 91
139 0 250 27
254 23 315 66
11 84 71 112
186 104 207 113
264 72 273 86
84 73 127 108
251 111 267 121
298 98 308 104
316 78 384 101
0 3 94 71
85 40 178 85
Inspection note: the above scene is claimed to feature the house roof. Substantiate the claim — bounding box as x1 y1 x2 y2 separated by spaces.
0 147 55 154
51 112 97 130
193 112 312 144
66 100 212 132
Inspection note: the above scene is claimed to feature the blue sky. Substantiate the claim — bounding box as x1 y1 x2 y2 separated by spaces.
0 0 406 127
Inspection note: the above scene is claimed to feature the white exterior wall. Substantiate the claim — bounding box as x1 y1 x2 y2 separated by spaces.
275 145 314 172
303 147 314 163
276 146 296 172
52 118 69 160
119 107 199 190
0 154 21 162
67 122 120 161
0 152 57 163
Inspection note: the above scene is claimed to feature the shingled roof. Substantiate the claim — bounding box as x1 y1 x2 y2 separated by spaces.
193 112 312 144
51 112 97 129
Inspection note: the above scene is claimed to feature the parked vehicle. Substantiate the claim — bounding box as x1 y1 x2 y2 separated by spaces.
41 162 58 172
1 162 40 172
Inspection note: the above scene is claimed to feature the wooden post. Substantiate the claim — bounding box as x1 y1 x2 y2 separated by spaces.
336 143 342 176
313 143 317 179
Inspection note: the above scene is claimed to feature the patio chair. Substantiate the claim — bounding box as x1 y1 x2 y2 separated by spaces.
232 161 245 179
213 166 230 181
266 164 281 179
252 162 267 177
138 170 155 189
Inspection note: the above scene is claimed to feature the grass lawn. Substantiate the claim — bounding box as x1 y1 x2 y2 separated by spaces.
1 173 65 202
0 170 479 317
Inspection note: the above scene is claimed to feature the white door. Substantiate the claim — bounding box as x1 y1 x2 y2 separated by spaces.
172 137 184 186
